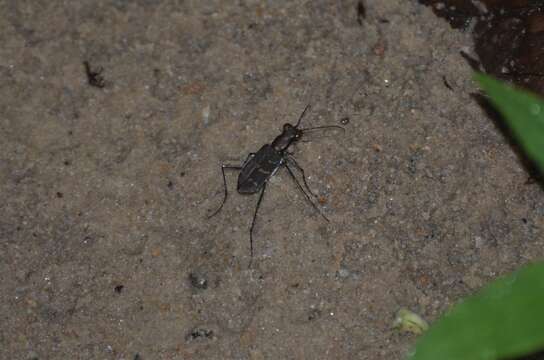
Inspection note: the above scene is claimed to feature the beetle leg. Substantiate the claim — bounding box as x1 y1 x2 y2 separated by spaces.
208 163 242 218
286 155 318 199
285 164 329 222
248 181 267 268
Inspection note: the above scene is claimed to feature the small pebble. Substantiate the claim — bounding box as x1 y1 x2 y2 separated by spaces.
202 105 211 126
186 327 214 342
393 308 428 335
189 272 208 290
337 267 350 278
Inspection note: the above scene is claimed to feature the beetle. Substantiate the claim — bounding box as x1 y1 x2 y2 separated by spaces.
208 105 343 266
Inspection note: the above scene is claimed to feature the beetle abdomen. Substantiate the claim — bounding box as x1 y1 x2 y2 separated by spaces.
237 144 283 194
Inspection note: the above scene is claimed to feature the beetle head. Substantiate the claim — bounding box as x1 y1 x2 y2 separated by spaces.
272 123 303 151
283 123 303 139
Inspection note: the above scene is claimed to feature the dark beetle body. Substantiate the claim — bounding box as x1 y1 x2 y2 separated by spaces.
237 124 300 194
237 144 283 194
208 105 342 267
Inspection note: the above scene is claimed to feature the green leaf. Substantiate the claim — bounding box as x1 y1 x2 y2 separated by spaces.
410 262 544 360
475 73 544 172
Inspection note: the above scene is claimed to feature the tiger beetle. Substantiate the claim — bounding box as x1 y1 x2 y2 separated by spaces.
208 105 343 267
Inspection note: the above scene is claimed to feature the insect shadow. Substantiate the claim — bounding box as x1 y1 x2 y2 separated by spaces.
208 105 344 267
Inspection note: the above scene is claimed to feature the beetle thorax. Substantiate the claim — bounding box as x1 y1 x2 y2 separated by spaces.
271 123 302 152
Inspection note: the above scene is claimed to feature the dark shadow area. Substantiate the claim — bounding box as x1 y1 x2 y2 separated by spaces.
419 1 544 95
503 348 544 360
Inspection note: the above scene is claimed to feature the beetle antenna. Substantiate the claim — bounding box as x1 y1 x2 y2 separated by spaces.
295 104 311 128
300 125 345 133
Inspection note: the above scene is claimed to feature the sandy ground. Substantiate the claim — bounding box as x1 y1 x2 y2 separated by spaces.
2 0 543 359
